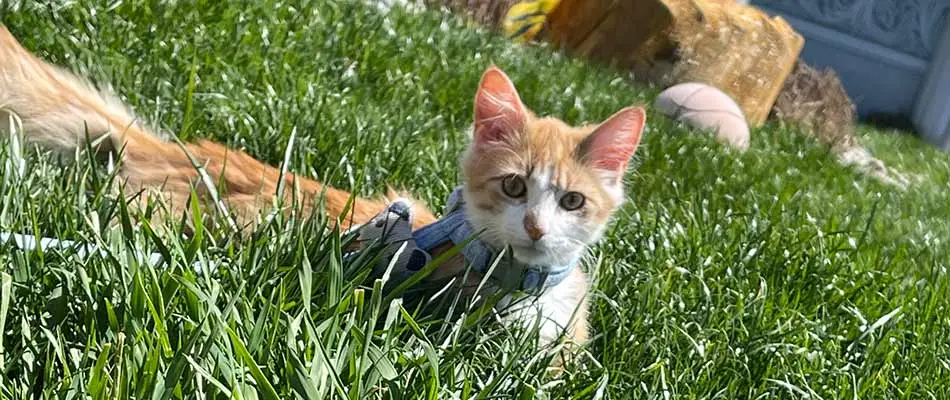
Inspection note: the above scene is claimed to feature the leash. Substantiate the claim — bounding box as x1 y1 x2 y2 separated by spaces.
0 231 209 272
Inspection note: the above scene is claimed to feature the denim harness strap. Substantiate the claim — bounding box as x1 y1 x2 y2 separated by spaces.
412 186 577 292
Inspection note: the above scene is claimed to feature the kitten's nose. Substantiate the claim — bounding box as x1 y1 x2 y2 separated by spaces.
523 213 545 241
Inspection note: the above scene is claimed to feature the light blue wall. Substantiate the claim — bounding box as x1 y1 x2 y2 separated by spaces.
752 0 950 118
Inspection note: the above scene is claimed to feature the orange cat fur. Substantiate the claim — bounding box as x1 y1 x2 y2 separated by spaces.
0 25 647 366
0 25 434 231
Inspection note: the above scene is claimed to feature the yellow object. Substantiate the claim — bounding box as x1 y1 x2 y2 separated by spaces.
503 0 561 43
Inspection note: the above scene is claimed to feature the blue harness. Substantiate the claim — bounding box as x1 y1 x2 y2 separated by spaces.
410 187 577 293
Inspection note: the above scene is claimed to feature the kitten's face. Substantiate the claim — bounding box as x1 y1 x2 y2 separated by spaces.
462 67 645 266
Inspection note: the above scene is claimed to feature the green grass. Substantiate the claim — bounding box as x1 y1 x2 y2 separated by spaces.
2 0 950 398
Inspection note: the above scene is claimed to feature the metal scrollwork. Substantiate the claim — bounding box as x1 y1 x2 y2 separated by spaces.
753 0 950 59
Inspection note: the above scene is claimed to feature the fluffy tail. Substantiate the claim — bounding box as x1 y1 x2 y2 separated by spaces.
0 25 435 230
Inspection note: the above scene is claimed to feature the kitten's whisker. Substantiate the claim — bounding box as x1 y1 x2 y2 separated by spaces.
564 237 588 247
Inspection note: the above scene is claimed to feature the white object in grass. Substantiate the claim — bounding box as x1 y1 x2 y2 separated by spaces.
0 231 207 272
654 82 751 151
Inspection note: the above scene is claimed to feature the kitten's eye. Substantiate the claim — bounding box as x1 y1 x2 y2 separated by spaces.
559 192 585 210
501 175 526 198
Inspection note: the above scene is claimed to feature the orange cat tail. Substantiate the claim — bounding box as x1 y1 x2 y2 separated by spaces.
0 25 435 230
0 25 157 155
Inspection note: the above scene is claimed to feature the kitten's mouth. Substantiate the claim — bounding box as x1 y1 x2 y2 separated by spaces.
512 244 541 254
509 241 580 267
509 244 548 264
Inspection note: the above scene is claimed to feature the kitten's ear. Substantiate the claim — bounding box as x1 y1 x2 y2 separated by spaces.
473 66 527 146
578 106 646 182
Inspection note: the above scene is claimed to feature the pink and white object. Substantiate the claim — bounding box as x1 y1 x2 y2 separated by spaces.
654 83 750 151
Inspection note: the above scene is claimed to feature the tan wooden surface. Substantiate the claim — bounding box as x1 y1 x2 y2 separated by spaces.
544 0 804 126
545 0 673 67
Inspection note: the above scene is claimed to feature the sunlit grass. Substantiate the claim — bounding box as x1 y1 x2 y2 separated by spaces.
1 0 949 398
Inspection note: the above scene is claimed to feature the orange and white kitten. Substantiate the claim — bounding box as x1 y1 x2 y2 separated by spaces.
0 25 645 365
410 67 645 358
